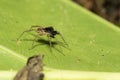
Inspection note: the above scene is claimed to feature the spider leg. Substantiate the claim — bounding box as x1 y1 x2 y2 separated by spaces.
30 25 41 29
17 26 41 41
47 34 52 51
58 32 68 46
29 34 39 50
17 29 35 41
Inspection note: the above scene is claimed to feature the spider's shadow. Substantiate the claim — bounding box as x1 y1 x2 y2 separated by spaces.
22 38 66 56
20 38 57 48
18 33 69 56
32 38 58 49
21 38 67 56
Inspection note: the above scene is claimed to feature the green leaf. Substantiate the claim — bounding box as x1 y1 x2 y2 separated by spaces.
0 0 120 80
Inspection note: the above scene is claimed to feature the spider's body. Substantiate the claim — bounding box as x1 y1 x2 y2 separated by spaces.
36 27 59 38
17 26 67 50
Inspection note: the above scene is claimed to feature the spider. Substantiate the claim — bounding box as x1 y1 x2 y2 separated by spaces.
17 26 67 49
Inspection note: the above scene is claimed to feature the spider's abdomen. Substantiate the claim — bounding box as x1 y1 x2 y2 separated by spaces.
45 27 60 38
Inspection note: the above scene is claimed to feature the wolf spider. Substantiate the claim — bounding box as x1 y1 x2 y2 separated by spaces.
17 26 67 50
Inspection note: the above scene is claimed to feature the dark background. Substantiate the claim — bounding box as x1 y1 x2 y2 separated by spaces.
73 0 120 27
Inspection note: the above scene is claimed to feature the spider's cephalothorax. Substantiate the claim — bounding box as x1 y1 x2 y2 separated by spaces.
17 26 67 49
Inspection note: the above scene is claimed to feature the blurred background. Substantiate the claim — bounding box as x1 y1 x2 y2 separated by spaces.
73 0 120 27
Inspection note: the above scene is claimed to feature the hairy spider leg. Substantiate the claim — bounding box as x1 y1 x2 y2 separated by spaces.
17 26 42 41
58 32 68 46
31 25 41 29
17 29 35 41
47 34 52 52
29 34 40 50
